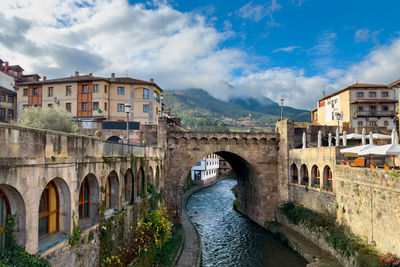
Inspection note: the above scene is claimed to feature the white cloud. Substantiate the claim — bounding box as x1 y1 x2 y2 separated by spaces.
354 28 381 43
272 46 300 53
237 0 281 23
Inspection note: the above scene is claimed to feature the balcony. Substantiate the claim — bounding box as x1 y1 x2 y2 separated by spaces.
354 111 396 118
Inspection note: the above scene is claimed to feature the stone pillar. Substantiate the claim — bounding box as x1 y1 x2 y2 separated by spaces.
369 131 374 145
328 132 332 147
317 130 322 148
336 127 340 146
302 132 306 149
343 130 347 146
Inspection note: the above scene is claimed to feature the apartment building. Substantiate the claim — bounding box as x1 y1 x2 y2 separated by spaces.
16 72 163 127
315 83 397 130
191 154 220 185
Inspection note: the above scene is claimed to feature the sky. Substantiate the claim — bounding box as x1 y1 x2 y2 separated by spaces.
1 0 400 109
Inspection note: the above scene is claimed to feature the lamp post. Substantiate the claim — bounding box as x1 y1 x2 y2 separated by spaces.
249 113 252 132
335 112 341 132
124 104 131 144
280 98 284 121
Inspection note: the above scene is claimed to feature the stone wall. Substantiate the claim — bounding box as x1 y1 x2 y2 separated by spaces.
335 165 400 255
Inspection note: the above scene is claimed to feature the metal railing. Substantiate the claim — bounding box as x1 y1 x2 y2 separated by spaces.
103 141 145 157
354 111 396 117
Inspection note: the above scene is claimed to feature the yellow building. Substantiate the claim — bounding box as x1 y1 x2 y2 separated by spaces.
315 83 397 131
16 72 163 128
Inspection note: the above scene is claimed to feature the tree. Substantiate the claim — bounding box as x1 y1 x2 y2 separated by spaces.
17 106 79 133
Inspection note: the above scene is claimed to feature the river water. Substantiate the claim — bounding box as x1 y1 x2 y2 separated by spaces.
186 178 307 267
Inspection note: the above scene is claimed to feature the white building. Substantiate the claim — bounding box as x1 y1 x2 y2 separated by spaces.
191 154 219 184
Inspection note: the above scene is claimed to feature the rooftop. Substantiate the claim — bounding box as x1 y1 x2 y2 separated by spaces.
319 83 388 102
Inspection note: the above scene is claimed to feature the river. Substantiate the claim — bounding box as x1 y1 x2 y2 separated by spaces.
186 178 307 267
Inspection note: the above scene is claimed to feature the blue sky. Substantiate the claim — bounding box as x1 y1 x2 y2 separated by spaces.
1 0 400 109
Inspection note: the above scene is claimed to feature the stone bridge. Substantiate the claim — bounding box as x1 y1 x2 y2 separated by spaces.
164 131 281 225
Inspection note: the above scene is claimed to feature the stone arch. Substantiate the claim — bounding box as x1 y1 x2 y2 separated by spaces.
259 138 267 145
0 184 26 247
219 137 228 145
148 166 154 192
123 169 134 204
230 137 238 145
290 163 299 183
239 138 248 145
199 137 208 144
137 167 146 199
250 138 258 145
104 171 119 211
209 137 218 144
300 164 309 185
189 137 198 145
178 137 188 144
38 177 71 246
78 173 99 223
106 136 122 143
322 165 333 191
311 165 321 188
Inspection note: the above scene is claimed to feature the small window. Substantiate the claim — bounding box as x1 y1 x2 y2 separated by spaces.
23 88 28 96
66 86 72 96
48 87 54 97
357 106 363 112
82 85 89 93
0 108 4 118
33 88 39 96
104 102 107 111
154 92 160 102
384 120 389 127
48 104 53 108
117 87 124 95
93 84 99 93
356 92 363 98
357 121 363 126
369 91 376 97
7 109 13 118
370 121 377 127
66 103 72 112
383 106 389 111
143 104 149 113
117 104 125 112
104 85 107 94
0 95 5 102
8 96 14 103
82 102 88 111
93 102 99 111
143 88 149 99
382 91 389 97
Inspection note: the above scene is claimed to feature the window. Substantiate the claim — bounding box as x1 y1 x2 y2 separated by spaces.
66 103 72 112
370 121 377 127
48 87 54 97
23 88 28 96
22 105 29 109
38 181 59 239
117 87 124 95
8 109 14 118
117 104 125 112
79 178 90 220
82 85 89 93
369 91 376 97
357 106 364 112
382 91 389 97
154 92 160 102
356 92 363 98
0 95 5 102
8 96 14 103
93 102 99 111
33 88 38 96
66 86 72 96
105 177 112 210
104 85 107 94
93 84 99 93
383 106 389 111
0 109 5 118
143 104 149 113
0 189 10 250
104 102 107 111
82 102 88 111
357 121 363 126
48 104 53 108
384 121 389 127
143 88 149 99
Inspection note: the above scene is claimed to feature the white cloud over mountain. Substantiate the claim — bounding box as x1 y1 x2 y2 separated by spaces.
1 0 400 110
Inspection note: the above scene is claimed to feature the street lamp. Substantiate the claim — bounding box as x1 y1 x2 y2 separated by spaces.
280 98 284 121
335 112 341 131
249 113 252 132
124 104 131 144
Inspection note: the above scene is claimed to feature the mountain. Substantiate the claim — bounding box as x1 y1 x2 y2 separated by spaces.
163 89 310 131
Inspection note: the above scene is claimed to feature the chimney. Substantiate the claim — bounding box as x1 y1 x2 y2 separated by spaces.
75 71 79 77
322 91 325 98
4 61 9 73
89 73 92 76
150 78 154 83
111 73 115 81
43 76 47 81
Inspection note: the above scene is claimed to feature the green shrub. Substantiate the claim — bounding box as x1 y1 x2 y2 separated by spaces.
233 199 238 210
0 247 51 267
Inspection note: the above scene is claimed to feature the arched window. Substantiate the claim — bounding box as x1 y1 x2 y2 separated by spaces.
0 189 10 250
79 178 90 220
39 181 59 240
300 164 309 185
105 177 112 210
323 166 333 191
290 164 298 183
311 165 320 188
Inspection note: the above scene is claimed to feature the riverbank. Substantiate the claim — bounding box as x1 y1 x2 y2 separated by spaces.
176 176 231 267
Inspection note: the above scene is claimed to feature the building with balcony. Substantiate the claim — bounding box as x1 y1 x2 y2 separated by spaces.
16 72 163 129
315 83 397 131
191 154 220 185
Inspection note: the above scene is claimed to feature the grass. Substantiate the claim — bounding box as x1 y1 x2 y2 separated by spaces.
153 224 184 267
